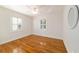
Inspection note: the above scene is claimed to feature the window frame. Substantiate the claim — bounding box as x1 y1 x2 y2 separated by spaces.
12 16 22 31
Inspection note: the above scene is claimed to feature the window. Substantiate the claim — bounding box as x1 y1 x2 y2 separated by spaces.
40 18 46 29
12 17 22 31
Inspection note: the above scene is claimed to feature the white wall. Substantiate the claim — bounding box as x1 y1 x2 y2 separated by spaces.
33 6 64 39
0 6 33 44
63 5 79 52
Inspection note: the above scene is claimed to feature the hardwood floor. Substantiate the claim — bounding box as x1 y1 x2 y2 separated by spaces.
0 35 67 53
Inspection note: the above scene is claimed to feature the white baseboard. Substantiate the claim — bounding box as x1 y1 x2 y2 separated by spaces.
0 34 31 45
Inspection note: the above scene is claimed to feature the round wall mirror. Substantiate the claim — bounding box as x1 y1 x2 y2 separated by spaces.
68 5 79 29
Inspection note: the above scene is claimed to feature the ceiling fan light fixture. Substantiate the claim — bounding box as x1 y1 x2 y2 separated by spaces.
32 7 38 14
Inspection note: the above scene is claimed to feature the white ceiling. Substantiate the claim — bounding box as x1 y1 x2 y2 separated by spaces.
38 5 64 14
2 5 64 16
2 5 38 16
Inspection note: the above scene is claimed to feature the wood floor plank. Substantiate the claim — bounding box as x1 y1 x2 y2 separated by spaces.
0 34 67 53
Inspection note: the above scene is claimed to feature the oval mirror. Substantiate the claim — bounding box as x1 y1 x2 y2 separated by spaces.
68 5 79 29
